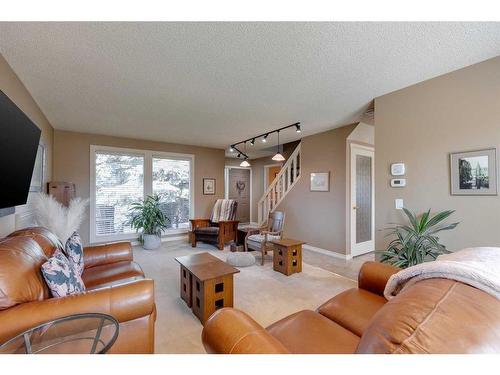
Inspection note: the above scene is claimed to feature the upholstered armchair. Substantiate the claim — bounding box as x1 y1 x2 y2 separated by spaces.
190 199 239 250
245 211 285 265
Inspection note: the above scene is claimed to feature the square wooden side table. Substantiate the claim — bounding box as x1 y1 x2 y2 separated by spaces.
175 252 240 324
271 239 305 276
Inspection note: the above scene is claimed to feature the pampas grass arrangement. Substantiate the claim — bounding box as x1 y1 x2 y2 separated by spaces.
33 193 89 243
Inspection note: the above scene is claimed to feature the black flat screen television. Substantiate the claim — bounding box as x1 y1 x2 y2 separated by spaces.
0 89 42 210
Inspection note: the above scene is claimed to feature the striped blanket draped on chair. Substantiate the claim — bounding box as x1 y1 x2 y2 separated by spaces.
210 199 237 223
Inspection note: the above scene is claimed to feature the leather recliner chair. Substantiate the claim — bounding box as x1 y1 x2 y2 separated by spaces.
202 261 500 354
0 227 156 354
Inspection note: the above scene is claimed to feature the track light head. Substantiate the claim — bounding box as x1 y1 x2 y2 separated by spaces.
262 134 268 143
229 145 235 152
237 153 241 158
296 124 301 133
250 138 255 146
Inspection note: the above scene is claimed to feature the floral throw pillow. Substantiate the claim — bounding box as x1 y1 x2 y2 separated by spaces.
41 251 86 298
65 232 84 276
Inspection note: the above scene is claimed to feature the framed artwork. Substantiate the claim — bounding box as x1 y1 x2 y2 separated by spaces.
450 148 497 195
310 172 330 192
29 143 45 192
203 178 216 195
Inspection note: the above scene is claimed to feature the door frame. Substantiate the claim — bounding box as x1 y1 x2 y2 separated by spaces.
347 142 375 257
263 163 283 191
224 165 253 224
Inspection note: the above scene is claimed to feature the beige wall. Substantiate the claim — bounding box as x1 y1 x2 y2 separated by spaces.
0 54 54 237
276 125 356 254
53 130 226 244
375 56 500 251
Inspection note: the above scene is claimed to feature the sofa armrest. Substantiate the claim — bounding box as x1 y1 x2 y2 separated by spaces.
358 261 400 297
0 279 155 344
83 242 133 269
202 308 289 354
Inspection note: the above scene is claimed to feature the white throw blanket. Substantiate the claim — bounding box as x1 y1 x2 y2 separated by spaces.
384 247 500 300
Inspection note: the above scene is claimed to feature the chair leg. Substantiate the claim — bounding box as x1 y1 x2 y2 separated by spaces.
218 237 224 250
191 232 197 247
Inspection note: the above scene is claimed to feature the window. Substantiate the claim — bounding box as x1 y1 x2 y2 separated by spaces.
153 157 191 229
91 146 194 243
95 152 144 237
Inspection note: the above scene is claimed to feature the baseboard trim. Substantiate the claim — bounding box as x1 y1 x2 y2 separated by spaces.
131 233 188 247
303 244 353 261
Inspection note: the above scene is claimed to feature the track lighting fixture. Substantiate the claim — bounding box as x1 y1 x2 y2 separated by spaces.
229 121 301 162
272 130 285 161
239 141 251 166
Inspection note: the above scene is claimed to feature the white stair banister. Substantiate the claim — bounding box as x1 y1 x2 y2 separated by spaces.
257 143 301 225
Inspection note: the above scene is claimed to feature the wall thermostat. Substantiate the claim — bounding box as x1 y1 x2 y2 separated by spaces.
391 178 406 187
391 163 406 176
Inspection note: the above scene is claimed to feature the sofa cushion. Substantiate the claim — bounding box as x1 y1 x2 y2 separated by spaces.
82 261 145 289
194 226 220 235
41 249 86 298
247 234 281 243
266 310 360 354
0 237 50 310
357 279 500 354
65 232 84 276
210 199 237 223
317 288 387 336
8 226 62 257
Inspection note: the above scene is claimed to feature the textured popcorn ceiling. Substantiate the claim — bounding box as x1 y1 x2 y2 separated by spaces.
1 22 500 157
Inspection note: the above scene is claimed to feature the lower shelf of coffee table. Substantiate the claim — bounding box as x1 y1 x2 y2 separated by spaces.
190 274 235 324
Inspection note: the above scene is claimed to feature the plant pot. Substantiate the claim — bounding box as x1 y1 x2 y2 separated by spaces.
142 234 162 250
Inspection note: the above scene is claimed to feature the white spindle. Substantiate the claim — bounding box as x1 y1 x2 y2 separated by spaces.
257 143 301 225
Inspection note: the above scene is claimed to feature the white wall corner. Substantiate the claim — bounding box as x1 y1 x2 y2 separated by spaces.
347 122 375 145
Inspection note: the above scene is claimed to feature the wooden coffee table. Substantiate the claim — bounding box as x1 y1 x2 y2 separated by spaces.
175 252 240 324
271 239 305 276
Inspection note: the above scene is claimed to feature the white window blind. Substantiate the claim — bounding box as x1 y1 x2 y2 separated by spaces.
152 157 191 229
91 146 194 243
94 152 144 237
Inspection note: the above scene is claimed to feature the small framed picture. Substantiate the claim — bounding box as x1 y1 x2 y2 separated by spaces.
203 178 216 195
310 172 330 192
450 148 497 195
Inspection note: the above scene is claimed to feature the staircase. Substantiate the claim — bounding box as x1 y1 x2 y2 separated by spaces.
257 143 301 225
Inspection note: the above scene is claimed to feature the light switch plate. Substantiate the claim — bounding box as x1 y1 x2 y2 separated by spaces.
391 178 406 187
395 199 404 210
391 163 406 176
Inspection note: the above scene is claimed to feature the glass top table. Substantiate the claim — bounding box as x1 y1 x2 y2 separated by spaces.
0 313 119 354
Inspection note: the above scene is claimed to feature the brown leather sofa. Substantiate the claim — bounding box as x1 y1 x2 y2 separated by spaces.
0 227 156 353
202 261 500 354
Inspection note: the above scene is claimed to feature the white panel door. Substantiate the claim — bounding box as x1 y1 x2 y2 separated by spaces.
350 144 375 256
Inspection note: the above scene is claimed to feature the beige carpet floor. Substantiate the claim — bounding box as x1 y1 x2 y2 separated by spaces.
133 240 357 354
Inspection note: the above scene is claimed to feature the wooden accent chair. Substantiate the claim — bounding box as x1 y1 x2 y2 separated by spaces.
190 199 239 250
245 211 285 265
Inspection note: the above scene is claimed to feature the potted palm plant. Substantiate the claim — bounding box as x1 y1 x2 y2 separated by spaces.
129 194 169 250
379 208 459 268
